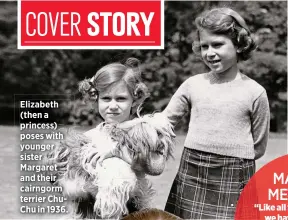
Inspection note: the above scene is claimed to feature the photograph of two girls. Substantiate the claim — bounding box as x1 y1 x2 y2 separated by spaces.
0 1 286 220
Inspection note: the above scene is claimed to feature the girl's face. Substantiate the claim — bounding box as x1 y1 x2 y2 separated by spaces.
199 29 238 76
98 81 134 124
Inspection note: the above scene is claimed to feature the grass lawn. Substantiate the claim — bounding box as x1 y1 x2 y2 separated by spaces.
0 126 286 219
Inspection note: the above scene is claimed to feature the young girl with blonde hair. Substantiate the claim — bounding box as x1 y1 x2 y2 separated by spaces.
45 57 175 219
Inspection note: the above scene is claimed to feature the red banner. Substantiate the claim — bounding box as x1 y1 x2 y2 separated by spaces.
18 0 164 49
235 155 288 220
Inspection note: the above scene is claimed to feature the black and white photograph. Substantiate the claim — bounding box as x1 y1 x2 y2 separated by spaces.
0 1 287 219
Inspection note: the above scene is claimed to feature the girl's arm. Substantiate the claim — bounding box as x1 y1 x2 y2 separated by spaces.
118 79 191 130
163 78 191 128
251 91 270 160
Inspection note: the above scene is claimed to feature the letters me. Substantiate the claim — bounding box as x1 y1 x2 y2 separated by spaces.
26 12 81 36
268 188 288 200
87 12 154 36
268 173 288 200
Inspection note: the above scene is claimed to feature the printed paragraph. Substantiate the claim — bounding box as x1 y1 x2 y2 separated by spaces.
19 99 68 215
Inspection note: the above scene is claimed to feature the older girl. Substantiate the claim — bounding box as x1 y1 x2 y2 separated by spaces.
163 7 270 219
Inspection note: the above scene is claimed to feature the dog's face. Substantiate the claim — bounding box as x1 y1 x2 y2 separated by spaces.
127 122 174 176
131 150 166 176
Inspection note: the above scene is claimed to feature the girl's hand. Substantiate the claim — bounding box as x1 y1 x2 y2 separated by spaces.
85 149 114 167
85 145 133 166
48 155 68 184
54 145 70 176
56 160 68 176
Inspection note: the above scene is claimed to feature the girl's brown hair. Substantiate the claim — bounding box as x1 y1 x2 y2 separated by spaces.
193 7 257 61
122 208 183 220
78 57 150 115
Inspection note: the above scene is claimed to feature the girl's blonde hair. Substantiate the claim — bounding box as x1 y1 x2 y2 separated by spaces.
193 7 257 61
122 208 182 220
78 57 150 115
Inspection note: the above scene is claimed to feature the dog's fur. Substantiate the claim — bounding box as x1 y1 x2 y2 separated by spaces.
43 113 175 219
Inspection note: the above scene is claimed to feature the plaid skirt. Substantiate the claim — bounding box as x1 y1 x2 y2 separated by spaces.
165 148 255 220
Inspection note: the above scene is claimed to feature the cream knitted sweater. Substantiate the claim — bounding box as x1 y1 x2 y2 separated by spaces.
164 72 270 160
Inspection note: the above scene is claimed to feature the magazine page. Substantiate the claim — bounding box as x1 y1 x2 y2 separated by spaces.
0 0 287 219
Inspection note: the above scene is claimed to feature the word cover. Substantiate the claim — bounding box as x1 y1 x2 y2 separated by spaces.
18 0 164 49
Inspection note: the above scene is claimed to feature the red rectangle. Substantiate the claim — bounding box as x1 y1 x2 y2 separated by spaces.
18 0 164 49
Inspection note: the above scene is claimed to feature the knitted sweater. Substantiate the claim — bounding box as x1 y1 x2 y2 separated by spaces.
164 72 270 160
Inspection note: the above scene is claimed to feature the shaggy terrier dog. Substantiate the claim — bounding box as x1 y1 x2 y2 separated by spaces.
43 113 175 219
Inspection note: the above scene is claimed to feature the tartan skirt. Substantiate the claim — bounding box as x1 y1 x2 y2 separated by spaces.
164 147 255 220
